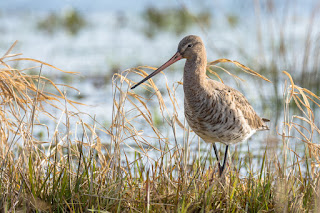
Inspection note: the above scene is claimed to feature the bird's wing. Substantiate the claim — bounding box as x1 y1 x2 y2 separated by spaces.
210 80 269 130
229 86 269 130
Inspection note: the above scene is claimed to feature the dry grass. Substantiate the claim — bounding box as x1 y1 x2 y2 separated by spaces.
0 40 320 212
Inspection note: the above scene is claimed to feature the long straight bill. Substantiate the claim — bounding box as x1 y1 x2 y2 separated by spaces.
131 52 182 89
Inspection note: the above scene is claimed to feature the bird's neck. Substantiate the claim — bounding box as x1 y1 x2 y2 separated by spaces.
183 54 207 90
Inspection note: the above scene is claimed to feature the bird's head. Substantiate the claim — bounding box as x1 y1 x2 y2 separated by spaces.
131 35 204 89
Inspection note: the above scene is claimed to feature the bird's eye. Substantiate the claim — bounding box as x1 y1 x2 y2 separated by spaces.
188 44 193 48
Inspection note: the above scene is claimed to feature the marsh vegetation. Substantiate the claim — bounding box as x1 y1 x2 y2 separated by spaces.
1 1 320 212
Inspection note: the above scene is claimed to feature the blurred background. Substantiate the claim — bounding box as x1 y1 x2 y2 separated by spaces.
1 0 320 154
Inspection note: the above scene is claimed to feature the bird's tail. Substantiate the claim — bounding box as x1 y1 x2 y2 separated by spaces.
259 118 270 131
262 118 270 122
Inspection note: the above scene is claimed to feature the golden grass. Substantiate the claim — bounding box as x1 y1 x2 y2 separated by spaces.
0 41 80 140
0 41 319 212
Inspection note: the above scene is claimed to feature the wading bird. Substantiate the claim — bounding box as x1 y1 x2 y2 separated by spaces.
131 35 269 176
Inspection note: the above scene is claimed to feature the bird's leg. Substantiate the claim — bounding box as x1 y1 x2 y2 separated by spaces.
220 145 229 176
212 143 222 175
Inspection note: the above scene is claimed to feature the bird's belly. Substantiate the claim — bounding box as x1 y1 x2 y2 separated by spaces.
187 120 252 145
191 123 255 145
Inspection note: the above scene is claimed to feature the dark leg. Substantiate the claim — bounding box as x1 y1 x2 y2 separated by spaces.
220 145 229 176
212 143 222 175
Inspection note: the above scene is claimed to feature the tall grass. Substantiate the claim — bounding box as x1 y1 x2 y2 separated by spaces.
0 40 319 212
250 1 320 126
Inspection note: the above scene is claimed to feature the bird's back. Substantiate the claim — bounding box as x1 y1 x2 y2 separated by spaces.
184 79 268 145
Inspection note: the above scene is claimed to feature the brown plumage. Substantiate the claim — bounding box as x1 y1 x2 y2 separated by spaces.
131 35 269 176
